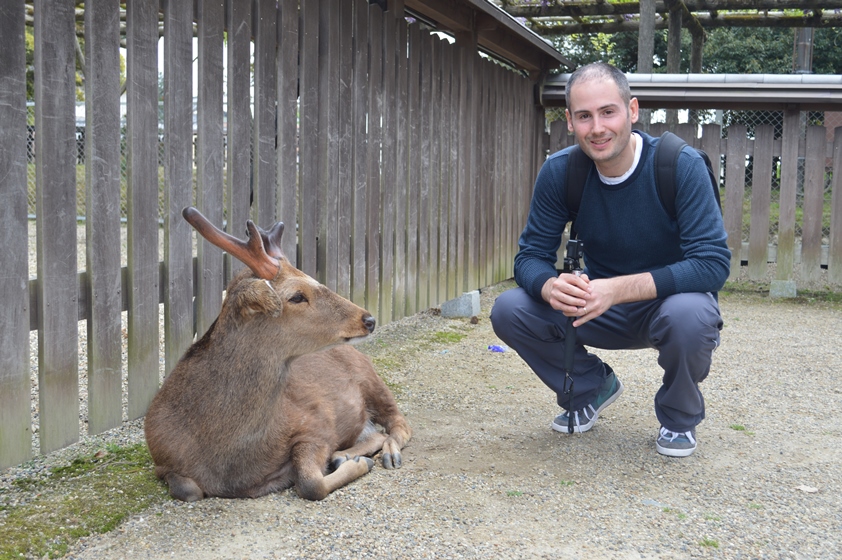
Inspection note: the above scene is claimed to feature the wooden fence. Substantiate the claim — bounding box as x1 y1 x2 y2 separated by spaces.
550 118 842 288
0 0 545 468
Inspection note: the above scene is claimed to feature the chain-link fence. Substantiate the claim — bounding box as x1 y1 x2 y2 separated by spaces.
546 106 837 251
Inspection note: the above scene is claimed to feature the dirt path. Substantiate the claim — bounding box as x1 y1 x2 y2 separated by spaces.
63 283 842 559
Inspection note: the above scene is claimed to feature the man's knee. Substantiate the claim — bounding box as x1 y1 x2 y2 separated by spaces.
490 288 523 341
653 292 722 346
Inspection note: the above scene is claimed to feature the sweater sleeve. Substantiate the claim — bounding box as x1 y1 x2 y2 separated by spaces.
513 153 570 301
651 148 731 298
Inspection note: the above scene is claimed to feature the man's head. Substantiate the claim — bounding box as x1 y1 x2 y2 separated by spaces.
565 62 639 177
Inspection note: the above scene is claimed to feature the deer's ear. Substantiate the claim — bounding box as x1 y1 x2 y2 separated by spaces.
232 278 283 323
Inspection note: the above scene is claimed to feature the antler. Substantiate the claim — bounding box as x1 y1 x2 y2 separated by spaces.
182 206 281 280
255 222 286 260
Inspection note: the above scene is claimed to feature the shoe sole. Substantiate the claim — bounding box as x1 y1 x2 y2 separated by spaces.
551 378 624 434
656 442 696 457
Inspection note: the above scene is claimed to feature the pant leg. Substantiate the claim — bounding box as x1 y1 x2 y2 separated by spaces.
490 287 643 410
491 288 722 430
647 292 723 432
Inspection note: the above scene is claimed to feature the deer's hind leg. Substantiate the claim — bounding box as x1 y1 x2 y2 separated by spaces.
293 442 375 501
164 472 204 502
330 421 388 470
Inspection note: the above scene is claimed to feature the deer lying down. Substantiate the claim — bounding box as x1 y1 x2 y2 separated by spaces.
144 207 411 502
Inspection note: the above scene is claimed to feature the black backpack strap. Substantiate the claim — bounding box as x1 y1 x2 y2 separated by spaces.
565 145 594 240
654 131 686 220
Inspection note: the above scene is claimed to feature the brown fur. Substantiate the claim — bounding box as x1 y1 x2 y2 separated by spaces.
144 262 411 502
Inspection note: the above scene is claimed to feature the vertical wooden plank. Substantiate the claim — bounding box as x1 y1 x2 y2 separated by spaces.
351 0 369 307
723 125 747 279
465 48 478 292
373 4 389 322
455 44 469 297
429 36 442 306
337 0 354 299
164 0 196 378
318 0 339 289
277 0 299 263
227 0 252 275
700 123 722 193
253 0 278 228
393 16 409 319
195 0 225 338
34 0 79 452
404 24 420 316
418 30 432 311
801 126 826 283
299 0 320 276
776 109 801 283
85 0 122 434
748 124 774 281
437 37 451 304
0 0 32 468
126 0 160 420
446 42 460 301
829 127 842 286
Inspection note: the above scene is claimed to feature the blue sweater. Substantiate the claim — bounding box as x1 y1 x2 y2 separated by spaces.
514 131 731 301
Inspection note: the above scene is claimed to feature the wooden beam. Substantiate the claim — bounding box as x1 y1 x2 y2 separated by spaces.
530 12 842 36
504 0 842 18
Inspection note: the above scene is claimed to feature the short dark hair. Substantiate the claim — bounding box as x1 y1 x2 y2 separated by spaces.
565 62 632 110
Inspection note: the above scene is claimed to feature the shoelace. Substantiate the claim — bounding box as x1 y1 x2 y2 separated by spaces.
570 404 596 428
659 427 695 444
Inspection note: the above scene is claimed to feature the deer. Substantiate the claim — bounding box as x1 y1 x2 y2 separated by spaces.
144 206 411 502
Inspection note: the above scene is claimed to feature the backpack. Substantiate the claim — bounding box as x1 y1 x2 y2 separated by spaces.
565 131 721 240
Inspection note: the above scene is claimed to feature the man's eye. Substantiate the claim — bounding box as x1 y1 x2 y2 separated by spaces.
288 292 308 304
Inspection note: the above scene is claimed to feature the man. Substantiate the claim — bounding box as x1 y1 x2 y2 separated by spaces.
490 62 730 457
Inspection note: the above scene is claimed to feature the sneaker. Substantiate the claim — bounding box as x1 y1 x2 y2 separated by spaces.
552 372 624 434
656 427 697 457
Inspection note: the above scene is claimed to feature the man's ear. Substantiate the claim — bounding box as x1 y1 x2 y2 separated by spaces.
566 108 573 133
629 97 639 124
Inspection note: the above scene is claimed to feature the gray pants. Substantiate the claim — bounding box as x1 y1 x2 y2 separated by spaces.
490 288 723 432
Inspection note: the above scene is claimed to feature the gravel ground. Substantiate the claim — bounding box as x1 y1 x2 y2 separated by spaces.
9 224 842 558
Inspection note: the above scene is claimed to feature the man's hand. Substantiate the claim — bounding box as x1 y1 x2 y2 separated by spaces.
542 272 657 327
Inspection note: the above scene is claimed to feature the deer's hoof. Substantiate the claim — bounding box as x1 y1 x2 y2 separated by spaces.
381 452 403 470
330 454 350 471
356 456 375 472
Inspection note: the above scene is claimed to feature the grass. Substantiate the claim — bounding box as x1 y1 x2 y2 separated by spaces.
0 443 168 560
506 490 523 497
699 537 720 548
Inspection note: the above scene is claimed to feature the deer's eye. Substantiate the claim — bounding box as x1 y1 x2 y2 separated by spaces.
288 292 308 304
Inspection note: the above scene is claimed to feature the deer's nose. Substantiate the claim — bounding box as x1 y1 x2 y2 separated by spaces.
363 314 376 334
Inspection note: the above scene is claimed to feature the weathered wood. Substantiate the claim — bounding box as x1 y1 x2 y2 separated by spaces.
407 24 422 315
195 0 225 339
429 36 443 305
393 16 409 318
776 109 801 281
318 0 340 290
164 0 196 379
253 0 278 229
440 40 456 302
351 0 369 306
419 31 433 311
337 0 354 299
801 126 827 283
830 127 842 286
277 0 299 263
125 0 160 421
748 125 774 280
723 125 747 279
298 0 319 277
35 0 80 452
0 0 32 468
227 0 252 273
84 0 122 435
371 4 386 321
